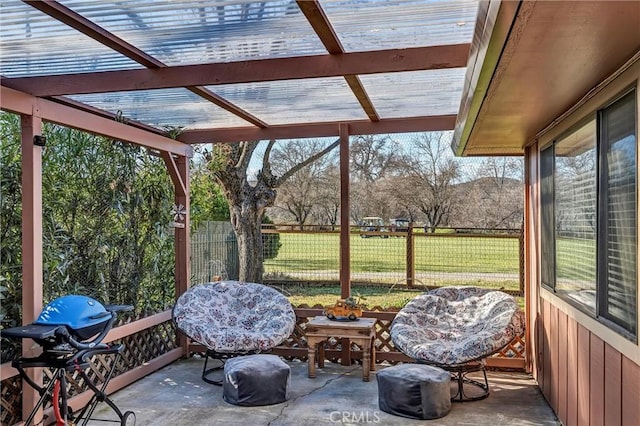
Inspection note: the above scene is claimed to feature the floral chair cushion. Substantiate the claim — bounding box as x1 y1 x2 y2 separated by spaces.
391 286 525 366
172 281 296 354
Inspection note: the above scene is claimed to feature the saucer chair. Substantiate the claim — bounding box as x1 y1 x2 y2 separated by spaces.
391 286 525 401
172 281 296 385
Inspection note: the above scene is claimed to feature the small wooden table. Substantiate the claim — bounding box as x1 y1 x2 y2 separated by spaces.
305 316 377 382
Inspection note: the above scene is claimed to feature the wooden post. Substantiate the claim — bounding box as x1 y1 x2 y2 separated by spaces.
339 123 351 366
163 152 190 355
339 123 350 299
519 224 525 295
21 112 44 423
523 144 536 375
176 155 190 355
406 223 415 288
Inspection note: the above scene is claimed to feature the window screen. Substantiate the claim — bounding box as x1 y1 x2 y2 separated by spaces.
539 88 638 340
540 145 555 289
599 90 637 336
555 119 597 311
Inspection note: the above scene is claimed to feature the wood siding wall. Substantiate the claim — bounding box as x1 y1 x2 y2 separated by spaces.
534 298 640 426
526 142 640 426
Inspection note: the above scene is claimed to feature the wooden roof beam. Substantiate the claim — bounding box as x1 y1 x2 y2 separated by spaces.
187 87 267 128
1 86 192 157
2 44 470 97
23 0 267 127
23 0 163 68
177 115 457 144
298 0 380 121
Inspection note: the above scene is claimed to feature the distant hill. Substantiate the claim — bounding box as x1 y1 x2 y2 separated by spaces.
449 176 524 229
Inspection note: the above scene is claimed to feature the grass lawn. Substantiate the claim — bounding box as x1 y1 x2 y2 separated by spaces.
263 232 523 307
265 233 520 274
270 283 524 310
274 284 424 309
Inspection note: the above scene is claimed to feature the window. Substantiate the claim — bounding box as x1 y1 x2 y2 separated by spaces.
555 118 598 311
541 89 637 340
540 144 555 289
599 91 637 336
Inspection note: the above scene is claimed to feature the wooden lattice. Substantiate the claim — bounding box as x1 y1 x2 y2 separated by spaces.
273 304 526 367
374 319 393 352
0 375 21 426
495 334 526 359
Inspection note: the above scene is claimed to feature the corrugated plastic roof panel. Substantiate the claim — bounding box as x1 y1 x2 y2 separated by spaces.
208 77 368 125
2 0 479 134
69 88 252 129
0 0 142 77
58 0 328 65
359 68 467 118
322 0 478 51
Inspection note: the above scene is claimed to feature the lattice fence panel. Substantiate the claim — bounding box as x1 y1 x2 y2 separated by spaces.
274 305 526 367
0 376 21 426
119 321 177 369
276 304 321 360
495 334 526 359
374 320 394 352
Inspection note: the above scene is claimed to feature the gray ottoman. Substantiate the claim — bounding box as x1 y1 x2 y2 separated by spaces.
223 354 291 406
377 364 451 420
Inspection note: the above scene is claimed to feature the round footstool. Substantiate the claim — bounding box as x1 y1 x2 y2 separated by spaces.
222 354 291 406
377 364 451 420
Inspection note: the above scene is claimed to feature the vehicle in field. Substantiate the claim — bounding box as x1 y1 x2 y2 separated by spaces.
324 296 365 320
389 218 411 233
359 216 388 237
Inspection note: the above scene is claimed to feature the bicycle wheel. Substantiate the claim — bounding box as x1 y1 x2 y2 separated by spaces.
121 411 136 426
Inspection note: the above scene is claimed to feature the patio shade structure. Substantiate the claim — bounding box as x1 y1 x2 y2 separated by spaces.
1 0 478 137
1 0 488 422
4 1 638 425
1 0 482 289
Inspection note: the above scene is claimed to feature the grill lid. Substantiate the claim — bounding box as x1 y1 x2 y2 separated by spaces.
34 295 110 331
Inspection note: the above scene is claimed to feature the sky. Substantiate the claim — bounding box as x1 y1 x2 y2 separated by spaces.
243 130 520 183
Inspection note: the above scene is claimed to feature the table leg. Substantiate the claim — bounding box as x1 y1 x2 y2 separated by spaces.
361 338 371 382
307 340 317 379
318 342 325 369
370 336 376 372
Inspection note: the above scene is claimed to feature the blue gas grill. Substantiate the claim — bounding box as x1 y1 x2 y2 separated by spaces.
1 295 135 426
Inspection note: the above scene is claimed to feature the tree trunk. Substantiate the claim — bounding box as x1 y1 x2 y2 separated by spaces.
211 138 338 283
232 205 264 282
225 181 275 283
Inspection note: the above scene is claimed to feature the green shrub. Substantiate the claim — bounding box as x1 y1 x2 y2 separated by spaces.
262 215 281 260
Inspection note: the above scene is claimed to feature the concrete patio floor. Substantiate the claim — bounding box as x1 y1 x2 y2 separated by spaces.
92 358 559 425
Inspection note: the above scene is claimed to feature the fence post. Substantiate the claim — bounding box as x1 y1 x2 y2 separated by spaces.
519 224 525 295
339 123 350 299
406 224 415 289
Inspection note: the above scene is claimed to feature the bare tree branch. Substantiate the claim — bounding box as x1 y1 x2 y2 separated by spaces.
235 141 254 171
261 139 277 182
274 138 340 187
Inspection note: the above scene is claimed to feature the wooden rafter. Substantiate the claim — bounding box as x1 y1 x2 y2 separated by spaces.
22 0 267 127
297 0 380 121
178 115 457 144
22 0 163 68
187 87 267 128
49 96 167 135
1 45 470 97
161 152 187 198
2 86 192 156
6 0 475 144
